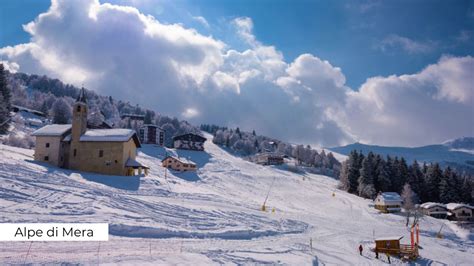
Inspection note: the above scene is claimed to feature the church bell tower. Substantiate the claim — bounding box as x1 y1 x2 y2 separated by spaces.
72 88 88 142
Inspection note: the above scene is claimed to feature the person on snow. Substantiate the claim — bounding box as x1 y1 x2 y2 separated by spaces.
386 253 391 264
375 249 379 259
359 244 363 256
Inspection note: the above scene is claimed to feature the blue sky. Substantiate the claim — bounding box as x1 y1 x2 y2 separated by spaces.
2 0 473 88
0 0 473 146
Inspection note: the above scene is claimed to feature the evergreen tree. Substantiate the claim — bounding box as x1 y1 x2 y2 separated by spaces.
439 167 453 203
374 156 391 192
390 157 402 192
347 150 361 194
424 163 442 202
460 175 473 204
407 160 423 201
0 64 11 134
144 110 153 124
358 152 376 198
399 157 409 191
236 127 242 139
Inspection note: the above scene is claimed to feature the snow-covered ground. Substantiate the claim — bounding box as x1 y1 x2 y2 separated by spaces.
0 133 472 264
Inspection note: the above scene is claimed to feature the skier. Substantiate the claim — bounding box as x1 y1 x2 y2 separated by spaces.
386 253 391 264
359 244 363 256
375 249 379 259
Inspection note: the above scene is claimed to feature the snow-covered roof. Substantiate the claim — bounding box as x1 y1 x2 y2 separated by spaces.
125 158 149 169
62 129 141 146
375 236 403 241
420 202 447 209
162 156 196 166
79 129 136 142
446 203 473 211
377 192 402 202
31 124 72 136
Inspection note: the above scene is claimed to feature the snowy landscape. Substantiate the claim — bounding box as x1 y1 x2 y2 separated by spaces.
0 133 472 264
1 0 473 264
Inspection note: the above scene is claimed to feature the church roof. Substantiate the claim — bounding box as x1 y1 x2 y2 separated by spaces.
62 129 141 147
31 124 72 136
80 129 140 145
76 88 87 103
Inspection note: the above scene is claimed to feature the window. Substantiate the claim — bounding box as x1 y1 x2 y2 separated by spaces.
44 156 49 161
73 149 77 157
45 143 50 148
77 105 81 112
183 164 188 167
99 150 104 157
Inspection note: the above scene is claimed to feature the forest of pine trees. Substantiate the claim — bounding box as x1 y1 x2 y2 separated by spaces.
339 150 473 204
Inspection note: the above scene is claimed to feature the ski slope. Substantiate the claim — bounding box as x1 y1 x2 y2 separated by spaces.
0 133 472 264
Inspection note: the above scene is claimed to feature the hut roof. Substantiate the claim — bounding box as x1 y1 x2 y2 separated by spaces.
375 236 403 241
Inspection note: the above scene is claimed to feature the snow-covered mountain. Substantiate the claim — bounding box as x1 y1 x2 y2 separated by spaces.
329 137 474 173
443 137 474 154
0 133 472 264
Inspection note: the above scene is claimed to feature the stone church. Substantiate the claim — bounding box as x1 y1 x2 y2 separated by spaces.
32 89 147 176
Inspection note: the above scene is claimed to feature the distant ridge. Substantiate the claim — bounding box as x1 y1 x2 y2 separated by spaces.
329 137 474 173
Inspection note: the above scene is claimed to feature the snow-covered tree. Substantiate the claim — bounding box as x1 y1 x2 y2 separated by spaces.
51 98 71 124
338 160 350 190
0 64 11 134
88 104 105 127
401 183 415 211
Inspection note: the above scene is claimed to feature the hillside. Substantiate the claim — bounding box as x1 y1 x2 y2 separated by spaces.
0 134 472 264
330 138 474 173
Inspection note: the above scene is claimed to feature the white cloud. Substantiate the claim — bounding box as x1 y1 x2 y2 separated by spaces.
0 0 472 147
377 34 435 54
332 56 474 146
233 17 257 46
192 15 210 28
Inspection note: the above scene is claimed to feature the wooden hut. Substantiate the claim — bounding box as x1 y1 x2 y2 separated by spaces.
375 236 403 255
374 236 419 260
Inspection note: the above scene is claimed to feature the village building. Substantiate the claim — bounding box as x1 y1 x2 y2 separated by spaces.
446 203 473 221
254 152 284 165
374 192 402 213
12 104 47 127
162 156 197 172
419 202 448 219
32 88 147 176
138 124 164 146
173 133 206 151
